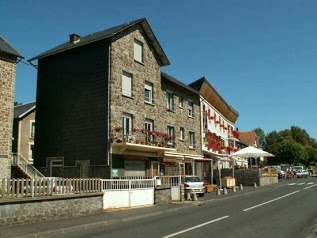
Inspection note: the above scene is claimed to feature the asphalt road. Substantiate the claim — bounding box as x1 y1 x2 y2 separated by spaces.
57 177 317 238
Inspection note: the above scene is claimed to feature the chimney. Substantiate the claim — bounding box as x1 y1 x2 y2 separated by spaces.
69 34 81 43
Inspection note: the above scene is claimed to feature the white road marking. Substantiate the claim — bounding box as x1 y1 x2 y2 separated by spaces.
288 183 296 186
304 183 317 190
297 182 305 185
162 215 229 238
243 191 300 212
307 182 315 185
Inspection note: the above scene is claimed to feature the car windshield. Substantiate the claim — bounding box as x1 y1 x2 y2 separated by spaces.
294 166 303 170
184 176 202 182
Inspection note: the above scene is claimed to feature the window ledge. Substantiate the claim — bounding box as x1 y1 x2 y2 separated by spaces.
134 60 144 66
122 94 134 99
145 101 154 106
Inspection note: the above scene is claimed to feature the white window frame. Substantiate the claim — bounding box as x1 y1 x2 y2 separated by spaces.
145 119 154 142
29 142 34 161
144 81 153 104
188 100 194 117
179 96 184 108
167 125 175 145
180 127 185 140
122 71 132 97
189 131 195 148
134 39 143 63
30 120 35 138
166 91 174 111
122 113 132 136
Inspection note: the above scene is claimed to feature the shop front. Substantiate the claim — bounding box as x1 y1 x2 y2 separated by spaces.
111 142 176 178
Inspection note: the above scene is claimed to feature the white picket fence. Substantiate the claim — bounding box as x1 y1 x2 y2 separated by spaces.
0 178 102 198
0 176 181 201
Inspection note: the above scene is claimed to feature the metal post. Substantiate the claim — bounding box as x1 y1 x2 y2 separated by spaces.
210 159 213 185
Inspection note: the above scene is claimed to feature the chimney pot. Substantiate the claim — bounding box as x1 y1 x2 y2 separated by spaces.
69 34 80 43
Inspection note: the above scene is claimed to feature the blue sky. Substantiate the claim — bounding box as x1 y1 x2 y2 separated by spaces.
1 0 317 139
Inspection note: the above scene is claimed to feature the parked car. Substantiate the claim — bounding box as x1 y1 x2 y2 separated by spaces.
182 175 205 197
293 166 309 178
277 169 286 179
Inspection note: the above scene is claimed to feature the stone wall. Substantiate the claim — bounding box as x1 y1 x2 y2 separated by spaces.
155 187 171 204
0 193 103 227
212 169 260 187
212 169 278 187
0 52 17 179
259 176 278 186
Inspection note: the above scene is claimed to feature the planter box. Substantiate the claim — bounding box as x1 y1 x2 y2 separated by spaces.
205 184 215 193
221 177 236 188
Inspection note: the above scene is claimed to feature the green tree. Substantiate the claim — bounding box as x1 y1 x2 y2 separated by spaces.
304 146 317 167
254 128 266 148
265 131 281 156
276 139 305 165
290 126 310 146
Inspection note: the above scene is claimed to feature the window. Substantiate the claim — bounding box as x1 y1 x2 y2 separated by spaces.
189 131 195 148
122 113 132 136
188 100 194 117
166 91 174 111
167 125 175 144
29 143 34 160
134 39 143 63
144 81 153 103
180 127 185 140
145 119 154 142
122 71 132 97
30 120 35 138
179 96 184 108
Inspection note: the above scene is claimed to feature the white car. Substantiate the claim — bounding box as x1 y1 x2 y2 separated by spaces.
294 167 309 178
182 175 205 197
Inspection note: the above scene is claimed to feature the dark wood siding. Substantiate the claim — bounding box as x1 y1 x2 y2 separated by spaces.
34 40 110 167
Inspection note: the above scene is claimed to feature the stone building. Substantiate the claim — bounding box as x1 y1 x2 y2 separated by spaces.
12 102 36 164
29 18 203 178
0 36 23 179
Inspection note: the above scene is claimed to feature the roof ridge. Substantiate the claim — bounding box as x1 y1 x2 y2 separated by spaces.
0 35 24 58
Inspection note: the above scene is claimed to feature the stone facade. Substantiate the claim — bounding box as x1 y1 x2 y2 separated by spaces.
0 52 17 179
109 25 202 177
0 194 103 226
110 26 163 132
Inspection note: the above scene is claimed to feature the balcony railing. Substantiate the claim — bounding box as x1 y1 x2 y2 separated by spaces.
112 130 176 148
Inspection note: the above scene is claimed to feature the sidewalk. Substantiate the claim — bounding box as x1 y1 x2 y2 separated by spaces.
0 184 275 238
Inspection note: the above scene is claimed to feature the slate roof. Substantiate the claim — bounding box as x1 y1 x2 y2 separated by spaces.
0 35 23 58
14 102 36 119
29 18 170 66
161 72 199 95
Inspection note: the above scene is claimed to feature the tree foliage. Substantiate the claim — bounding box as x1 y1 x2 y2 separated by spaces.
254 128 266 148
258 126 317 167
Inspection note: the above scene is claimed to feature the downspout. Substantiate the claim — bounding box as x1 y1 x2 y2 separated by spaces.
107 43 112 178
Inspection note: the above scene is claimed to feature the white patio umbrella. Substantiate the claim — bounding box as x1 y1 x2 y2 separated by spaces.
230 146 274 158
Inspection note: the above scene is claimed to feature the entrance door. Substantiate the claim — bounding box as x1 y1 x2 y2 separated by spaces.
151 161 159 177
49 159 63 177
179 163 185 176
